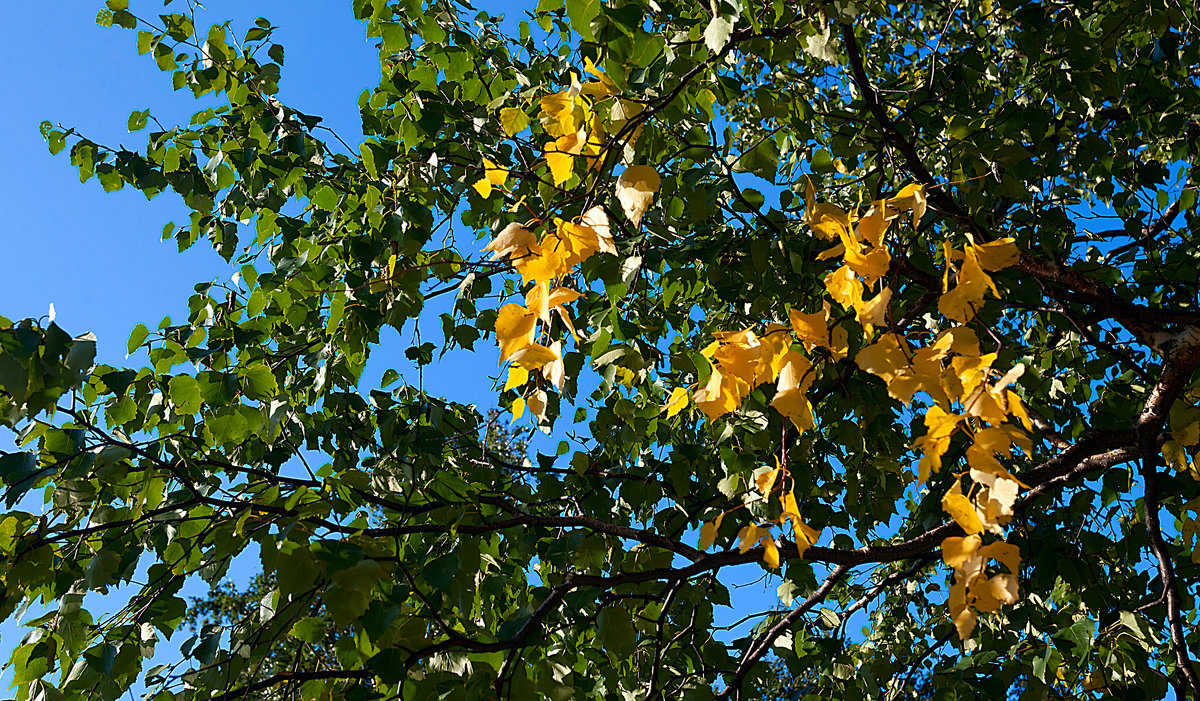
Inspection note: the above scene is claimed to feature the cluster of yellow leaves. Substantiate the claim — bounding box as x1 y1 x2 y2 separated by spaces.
941 531 1021 640
939 236 1021 322
856 321 1032 640
481 60 662 422
810 182 925 332
698 462 821 569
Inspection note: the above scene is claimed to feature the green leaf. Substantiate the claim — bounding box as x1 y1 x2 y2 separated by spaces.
239 363 278 400
290 617 327 644
565 0 601 41
127 323 149 355
595 607 636 658
168 374 202 415
128 109 149 132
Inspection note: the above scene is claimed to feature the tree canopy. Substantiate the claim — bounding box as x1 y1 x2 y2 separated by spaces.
4 0 1200 699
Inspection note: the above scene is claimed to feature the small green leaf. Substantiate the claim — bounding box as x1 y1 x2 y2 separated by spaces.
127 323 150 355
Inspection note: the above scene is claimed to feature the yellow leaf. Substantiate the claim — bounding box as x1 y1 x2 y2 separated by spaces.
495 304 537 361
942 487 984 535
972 237 1020 271
546 129 586 186
780 491 820 557
582 57 620 96
580 206 616 255
616 165 660 226
509 342 560 371
539 83 581 137
942 534 982 569
978 540 1021 575
789 304 830 351
527 389 548 422
916 405 963 481
483 223 537 261
856 204 891 248
855 333 909 381
889 183 927 227
504 365 529 391
759 323 794 381
759 535 780 569
771 351 817 431
824 265 864 310
971 573 1018 613
664 387 690 418
736 524 761 553
541 340 566 389
500 107 530 136
807 202 851 240
511 396 526 420
829 325 849 361
699 512 724 550
952 598 978 641
843 243 891 283
693 365 741 420
472 178 493 198
756 466 781 496
1164 440 1189 472
854 286 893 331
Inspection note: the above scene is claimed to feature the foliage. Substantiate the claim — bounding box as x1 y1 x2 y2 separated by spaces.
4 0 1200 699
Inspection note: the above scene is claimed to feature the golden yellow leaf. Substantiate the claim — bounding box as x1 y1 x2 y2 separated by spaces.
712 328 765 387
759 323 794 381
942 535 982 569
824 265 864 310
807 202 851 240
916 405 963 481
539 81 581 137
857 204 891 248
504 365 529 391
495 304 537 361
546 129 586 186
942 487 985 535
771 351 817 431
829 325 849 361
854 286 893 331
483 223 537 261
978 541 1021 575
664 387 690 418
889 183 927 227
972 237 1020 271
699 512 724 550
843 243 891 283
694 365 740 420
789 304 830 351
736 524 761 553
855 333 909 382
509 342 560 371
500 107 530 136
616 165 660 226
581 56 620 97
760 535 781 569
756 466 781 496
972 573 1018 613
511 396 526 420
472 178 493 198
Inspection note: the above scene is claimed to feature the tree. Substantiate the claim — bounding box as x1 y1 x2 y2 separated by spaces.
2 0 1200 699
